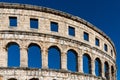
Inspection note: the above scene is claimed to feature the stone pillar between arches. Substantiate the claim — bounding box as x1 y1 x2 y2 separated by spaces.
20 47 28 67
114 68 117 80
61 52 67 70
91 58 95 75
78 54 83 73
109 64 112 80
41 48 48 69
101 61 105 78
0 46 7 67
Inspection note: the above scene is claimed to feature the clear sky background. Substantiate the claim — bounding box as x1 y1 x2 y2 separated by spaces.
0 0 120 79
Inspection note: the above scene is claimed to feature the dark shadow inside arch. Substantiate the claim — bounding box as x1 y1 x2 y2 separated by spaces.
8 78 17 80
28 43 42 68
29 78 39 80
48 46 61 69
111 66 114 79
83 53 91 74
67 49 78 72
95 58 101 76
104 61 109 79
7 42 20 67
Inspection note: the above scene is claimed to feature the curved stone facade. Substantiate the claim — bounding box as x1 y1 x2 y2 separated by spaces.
0 2 116 80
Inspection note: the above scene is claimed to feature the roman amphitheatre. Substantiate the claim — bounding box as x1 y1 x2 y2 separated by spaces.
0 2 116 80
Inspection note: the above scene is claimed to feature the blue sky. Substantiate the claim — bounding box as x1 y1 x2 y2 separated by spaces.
1 0 120 79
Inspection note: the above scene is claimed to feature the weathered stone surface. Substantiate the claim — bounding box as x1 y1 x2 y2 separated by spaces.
0 2 116 80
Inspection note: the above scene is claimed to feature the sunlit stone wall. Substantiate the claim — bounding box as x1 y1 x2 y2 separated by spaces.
0 3 116 80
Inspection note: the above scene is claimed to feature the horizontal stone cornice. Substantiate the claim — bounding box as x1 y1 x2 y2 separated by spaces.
0 67 106 80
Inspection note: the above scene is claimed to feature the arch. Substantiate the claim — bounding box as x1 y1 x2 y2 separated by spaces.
104 61 109 79
67 49 78 72
7 42 20 67
95 58 101 76
83 53 91 74
29 78 39 80
111 66 115 80
48 46 61 69
28 43 42 68
8 78 17 80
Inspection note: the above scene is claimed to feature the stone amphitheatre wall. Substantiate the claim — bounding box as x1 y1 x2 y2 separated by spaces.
0 3 117 80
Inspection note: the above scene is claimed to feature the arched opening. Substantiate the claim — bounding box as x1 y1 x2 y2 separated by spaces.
48 46 61 69
28 43 41 68
67 49 78 72
7 42 20 67
8 78 17 80
95 58 101 76
29 78 39 80
104 61 109 79
83 53 91 74
111 66 115 80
